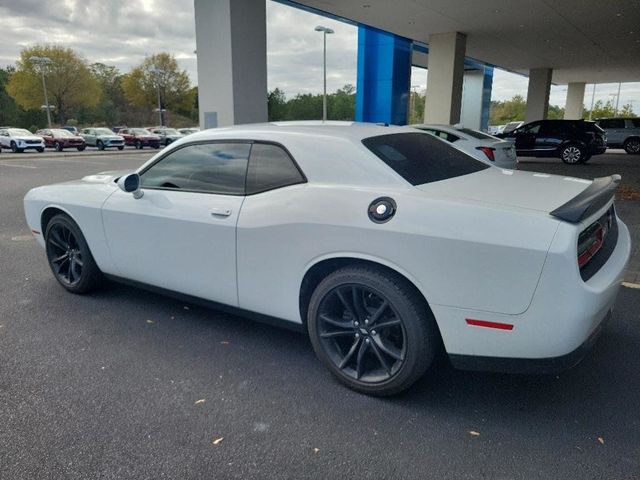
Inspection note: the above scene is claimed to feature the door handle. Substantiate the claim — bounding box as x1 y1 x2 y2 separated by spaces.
210 207 232 217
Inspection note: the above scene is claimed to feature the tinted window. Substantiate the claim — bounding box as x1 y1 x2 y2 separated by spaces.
418 128 459 143
519 122 541 135
540 121 573 136
141 142 250 194
246 143 305 194
362 132 488 186
631 119 640 128
599 119 625 129
458 128 495 140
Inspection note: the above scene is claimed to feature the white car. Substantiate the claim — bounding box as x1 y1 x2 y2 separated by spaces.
0 128 45 153
412 124 517 169
24 122 630 395
149 127 184 146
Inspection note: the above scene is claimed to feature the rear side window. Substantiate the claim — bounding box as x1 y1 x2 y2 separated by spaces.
246 143 305 194
457 128 495 140
631 119 640 128
362 132 488 186
598 119 625 129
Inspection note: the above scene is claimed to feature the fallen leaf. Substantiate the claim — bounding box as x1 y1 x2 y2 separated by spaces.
598 437 605 445
195 399 206 405
212 437 224 445
469 431 480 436
313 448 320 454
146 319 154 324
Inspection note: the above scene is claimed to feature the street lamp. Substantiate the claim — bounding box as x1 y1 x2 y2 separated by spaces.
152 67 166 126
29 56 53 128
315 25 334 121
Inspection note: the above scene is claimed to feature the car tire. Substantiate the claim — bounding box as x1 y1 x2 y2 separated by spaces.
560 144 584 164
117 146 124 151
55 142 63 152
97 140 105 151
623 138 640 155
45 214 103 294
10 141 23 153
307 265 438 396
153 144 160 149
36 147 44 153
135 140 142 150
77 146 86 152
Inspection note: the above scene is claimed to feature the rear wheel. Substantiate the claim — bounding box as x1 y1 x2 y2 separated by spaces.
11 141 23 153
77 146 86 152
624 138 640 155
307 266 438 396
117 146 124 151
45 214 102 294
36 147 44 153
560 144 584 164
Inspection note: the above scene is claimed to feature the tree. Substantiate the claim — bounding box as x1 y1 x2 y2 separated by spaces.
328 84 356 121
583 99 616 119
618 103 636 117
6 45 101 124
268 88 287 121
489 95 527 124
121 53 195 125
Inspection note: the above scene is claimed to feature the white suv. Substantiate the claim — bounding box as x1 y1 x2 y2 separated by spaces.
596 118 640 154
0 128 45 153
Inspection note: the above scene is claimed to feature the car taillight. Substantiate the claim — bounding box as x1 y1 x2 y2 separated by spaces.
476 146 496 161
577 223 604 268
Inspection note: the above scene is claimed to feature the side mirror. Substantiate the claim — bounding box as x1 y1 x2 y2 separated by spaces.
117 173 143 199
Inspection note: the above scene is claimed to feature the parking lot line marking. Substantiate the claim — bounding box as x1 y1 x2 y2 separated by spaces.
0 163 37 169
622 282 640 289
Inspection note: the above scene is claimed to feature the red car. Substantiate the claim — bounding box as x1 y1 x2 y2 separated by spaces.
36 129 86 152
119 128 161 149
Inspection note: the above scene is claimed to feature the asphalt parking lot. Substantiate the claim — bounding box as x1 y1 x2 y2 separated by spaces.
1 150 639 479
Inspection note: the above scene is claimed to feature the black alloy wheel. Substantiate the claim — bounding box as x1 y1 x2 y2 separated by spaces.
308 266 438 396
624 138 640 155
45 214 102 293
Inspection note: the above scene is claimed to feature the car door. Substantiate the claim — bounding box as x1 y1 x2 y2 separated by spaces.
0 130 9 148
599 119 626 146
83 129 96 146
101 141 250 305
511 122 540 154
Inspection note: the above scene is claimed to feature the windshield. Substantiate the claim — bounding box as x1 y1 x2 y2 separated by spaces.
362 132 488 186
162 129 180 135
9 128 32 136
51 129 73 137
457 128 496 140
95 128 115 135
132 128 151 135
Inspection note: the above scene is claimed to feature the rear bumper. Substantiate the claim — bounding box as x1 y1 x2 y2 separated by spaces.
449 309 611 373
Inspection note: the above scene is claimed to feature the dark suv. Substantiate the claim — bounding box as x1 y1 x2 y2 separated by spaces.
596 118 640 154
498 119 606 164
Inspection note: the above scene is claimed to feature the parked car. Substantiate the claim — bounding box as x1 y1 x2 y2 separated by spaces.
502 121 524 134
119 128 161 149
488 125 505 135
596 117 640 154
0 128 45 153
80 128 125 151
412 124 517 169
24 122 630 396
61 126 79 135
36 128 86 152
497 119 607 164
178 127 200 136
149 127 184 146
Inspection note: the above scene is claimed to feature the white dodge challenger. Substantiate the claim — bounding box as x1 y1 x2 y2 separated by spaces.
24 122 631 395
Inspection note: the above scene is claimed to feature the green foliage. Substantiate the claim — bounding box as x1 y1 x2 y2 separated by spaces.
408 90 425 124
489 95 526 125
6 45 101 123
121 53 195 124
267 84 356 121
547 104 565 120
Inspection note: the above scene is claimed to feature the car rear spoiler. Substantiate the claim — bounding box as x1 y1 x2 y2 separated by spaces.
550 174 621 223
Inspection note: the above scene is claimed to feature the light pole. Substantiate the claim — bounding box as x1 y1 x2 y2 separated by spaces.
152 68 166 126
315 25 334 121
30 56 53 128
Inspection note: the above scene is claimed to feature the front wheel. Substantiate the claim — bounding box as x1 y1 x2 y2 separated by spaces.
624 138 640 155
77 146 86 151
135 140 142 150
307 266 438 396
45 214 102 294
117 146 124 151
36 147 44 153
55 142 63 152
97 140 105 151
560 144 584 164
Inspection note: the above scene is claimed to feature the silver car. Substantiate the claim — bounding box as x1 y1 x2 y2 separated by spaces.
596 118 640 154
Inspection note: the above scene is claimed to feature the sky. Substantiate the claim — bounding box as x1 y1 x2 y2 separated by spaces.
0 0 638 112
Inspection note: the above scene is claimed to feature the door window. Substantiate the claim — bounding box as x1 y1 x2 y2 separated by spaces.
519 122 541 135
140 142 250 195
245 143 305 194
599 119 625 129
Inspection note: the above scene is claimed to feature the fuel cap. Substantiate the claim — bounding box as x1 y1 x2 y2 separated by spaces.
368 197 397 223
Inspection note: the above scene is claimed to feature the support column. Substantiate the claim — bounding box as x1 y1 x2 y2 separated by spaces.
525 68 552 123
424 32 466 125
460 66 493 130
564 82 586 120
194 0 268 128
355 26 412 125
